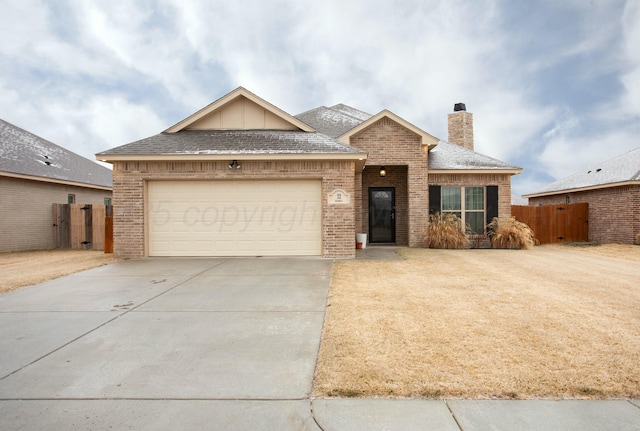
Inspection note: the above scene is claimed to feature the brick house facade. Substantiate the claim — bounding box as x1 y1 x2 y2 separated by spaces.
525 147 640 244
527 187 639 244
98 87 521 259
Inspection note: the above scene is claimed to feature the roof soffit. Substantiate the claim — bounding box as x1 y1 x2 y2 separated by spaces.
164 87 316 133
336 110 439 149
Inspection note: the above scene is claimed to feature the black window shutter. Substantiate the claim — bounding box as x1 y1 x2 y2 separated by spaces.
486 186 499 225
429 185 441 214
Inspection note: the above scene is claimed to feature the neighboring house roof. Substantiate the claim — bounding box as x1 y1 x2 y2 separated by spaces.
428 140 521 173
0 119 112 189
524 146 640 198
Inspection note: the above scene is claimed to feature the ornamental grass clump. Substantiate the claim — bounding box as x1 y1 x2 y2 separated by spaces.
426 212 469 249
487 216 535 250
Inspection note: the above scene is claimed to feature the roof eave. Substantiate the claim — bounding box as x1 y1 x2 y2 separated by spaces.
0 170 113 191
523 180 640 198
96 152 367 162
429 168 523 175
97 152 368 171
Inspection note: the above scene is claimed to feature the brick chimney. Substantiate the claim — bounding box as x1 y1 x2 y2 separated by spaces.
448 103 474 151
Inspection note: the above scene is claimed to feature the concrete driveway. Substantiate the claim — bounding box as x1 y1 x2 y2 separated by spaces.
3 253 640 430
0 257 330 430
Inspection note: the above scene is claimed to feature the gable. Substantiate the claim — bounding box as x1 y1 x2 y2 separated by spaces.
186 96 299 131
337 110 439 150
165 87 314 133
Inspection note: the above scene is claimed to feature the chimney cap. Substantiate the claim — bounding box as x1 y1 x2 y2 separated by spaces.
453 103 466 112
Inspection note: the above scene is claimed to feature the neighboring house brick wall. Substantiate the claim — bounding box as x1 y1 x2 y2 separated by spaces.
0 176 112 252
528 185 640 244
428 173 513 219
350 117 429 247
111 160 356 259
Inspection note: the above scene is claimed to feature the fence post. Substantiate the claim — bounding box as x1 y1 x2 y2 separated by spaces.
104 214 114 254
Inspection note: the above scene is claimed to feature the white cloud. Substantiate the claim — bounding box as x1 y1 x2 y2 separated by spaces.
85 96 167 153
1 0 638 195
620 0 640 116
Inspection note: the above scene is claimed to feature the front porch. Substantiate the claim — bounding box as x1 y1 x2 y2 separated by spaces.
357 165 410 246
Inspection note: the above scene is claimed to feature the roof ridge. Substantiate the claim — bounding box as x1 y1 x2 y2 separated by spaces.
294 105 330 117
328 104 372 122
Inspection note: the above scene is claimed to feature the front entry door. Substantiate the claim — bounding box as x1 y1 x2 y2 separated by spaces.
369 188 396 243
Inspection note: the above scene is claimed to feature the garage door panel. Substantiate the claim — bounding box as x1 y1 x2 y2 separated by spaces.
148 180 321 256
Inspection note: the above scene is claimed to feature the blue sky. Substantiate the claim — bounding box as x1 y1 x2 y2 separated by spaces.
1 0 639 200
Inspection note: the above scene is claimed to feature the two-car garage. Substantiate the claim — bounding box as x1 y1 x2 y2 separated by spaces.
147 180 322 257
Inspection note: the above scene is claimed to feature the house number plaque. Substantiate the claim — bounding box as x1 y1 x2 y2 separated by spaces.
328 189 350 205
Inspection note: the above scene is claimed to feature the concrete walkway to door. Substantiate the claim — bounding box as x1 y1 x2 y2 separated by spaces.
0 257 330 430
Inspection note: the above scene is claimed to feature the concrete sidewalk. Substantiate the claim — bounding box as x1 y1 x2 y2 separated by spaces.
1 256 639 430
312 399 640 430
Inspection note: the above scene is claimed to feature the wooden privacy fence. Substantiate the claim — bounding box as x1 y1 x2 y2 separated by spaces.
511 203 588 244
53 204 113 252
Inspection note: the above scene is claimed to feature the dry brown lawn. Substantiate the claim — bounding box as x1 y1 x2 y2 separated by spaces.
314 244 640 399
0 250 118 294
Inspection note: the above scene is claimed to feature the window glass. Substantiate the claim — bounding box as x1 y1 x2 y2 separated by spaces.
465 187 484 210
67 194 76 204
439 186 487 235
442 187 461 211
466 212 485 235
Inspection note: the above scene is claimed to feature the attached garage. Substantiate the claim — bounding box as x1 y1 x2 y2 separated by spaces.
147 180 322 257
97 87 366 259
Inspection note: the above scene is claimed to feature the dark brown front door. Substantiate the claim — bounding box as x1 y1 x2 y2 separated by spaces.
369 187 396 243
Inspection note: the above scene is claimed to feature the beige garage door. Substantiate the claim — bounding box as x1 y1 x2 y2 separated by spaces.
147 180 322 257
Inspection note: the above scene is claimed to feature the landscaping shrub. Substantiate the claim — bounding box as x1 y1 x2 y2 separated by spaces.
487 216 536 250
426 213 469 249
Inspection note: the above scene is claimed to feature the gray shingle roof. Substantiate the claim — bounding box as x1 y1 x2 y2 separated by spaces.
0 119 112 188
98 98 519 173
526 146 640 196
428 140 521 170
295 105 372 138
97 130 365 156
296 104 519 171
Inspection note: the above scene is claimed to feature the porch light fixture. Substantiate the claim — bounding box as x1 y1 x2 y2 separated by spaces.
379 166 387 177
228 160 241 169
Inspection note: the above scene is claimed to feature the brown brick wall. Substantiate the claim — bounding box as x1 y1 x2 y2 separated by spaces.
428 173 513 219
350 117 429 247
111 160 356 259
448 111 474 150
528 185 640 244
0 176 112 252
